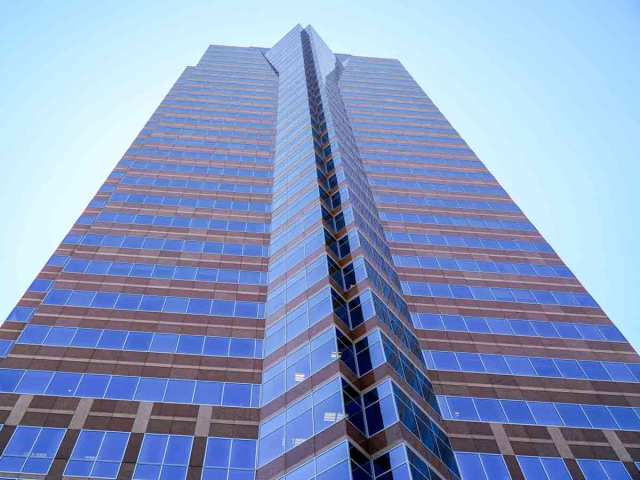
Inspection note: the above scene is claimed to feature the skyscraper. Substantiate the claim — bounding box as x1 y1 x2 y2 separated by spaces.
1 23 638 479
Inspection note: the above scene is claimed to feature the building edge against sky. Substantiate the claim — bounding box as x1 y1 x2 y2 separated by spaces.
0 23 638 480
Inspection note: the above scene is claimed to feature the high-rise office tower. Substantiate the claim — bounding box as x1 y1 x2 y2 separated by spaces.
0 24 638 480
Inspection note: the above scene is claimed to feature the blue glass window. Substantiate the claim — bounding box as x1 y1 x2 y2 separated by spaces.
598 461 633 479
504 356 536 376
47 255 68 267
65 430 129 478
176 335 204 355
431 351 459 371
150 333 179 353
502 400 535 424
194 381 223 406
258 378 348 467
0 339 12 358
46 326 75 346
124 332 153 351
455 452 511 480
486 318 512 335
481 354 510 374
105 376 138 400
229 338 254 357
555 359 587 379
223 383 252 407
403 281 597 308
457 353 485 373
133 434 193 480
18 324 50 344
475 398 506 422
98 330 128 350
531 321 560 338
28 279 53 292
442 315 466 331
202 437 256 480
165 379 195 403
76 374 110 398
187 298 212 315
448 397 478 421
455 452 483 480
115 294 142 310
140 295 165 312
86 260 110 275
440 394 640 431
582 361 611 381
43 289 72 305
609 407 640 430
481 453 512 479
517 456 571 480
46 372 81 396
91 292 118 309
464 316 490 333
530 358 562 378
0 426 65 475
424 349 640 384
578 459 632 480
6 306 36 323
603 363 636 382
16 370 53 394
414 313 626 345
582 405 618 429
134 378 167 402
39 289 263 318
529 402 563 426
71 329 101 348
556 403 591 428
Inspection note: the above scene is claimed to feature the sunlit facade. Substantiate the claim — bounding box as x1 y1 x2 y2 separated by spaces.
1 24 638 480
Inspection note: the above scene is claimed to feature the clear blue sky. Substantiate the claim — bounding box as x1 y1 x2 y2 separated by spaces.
1 1 638 349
